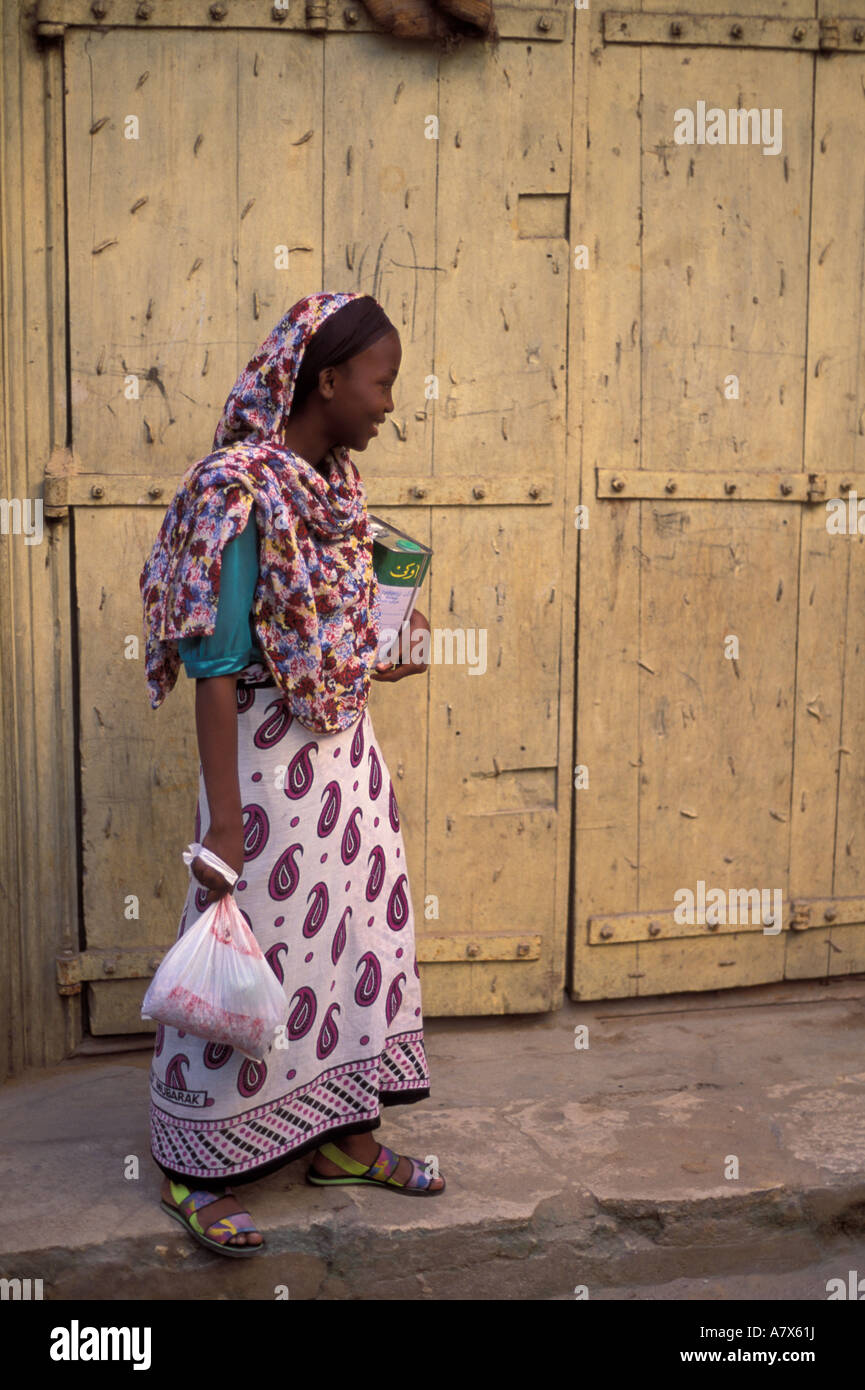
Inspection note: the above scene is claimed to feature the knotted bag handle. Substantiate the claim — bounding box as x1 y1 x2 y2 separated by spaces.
181 842 239 889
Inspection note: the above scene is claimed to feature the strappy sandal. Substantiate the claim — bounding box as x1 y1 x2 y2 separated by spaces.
306 1141 446 1196
160 1180 265 1257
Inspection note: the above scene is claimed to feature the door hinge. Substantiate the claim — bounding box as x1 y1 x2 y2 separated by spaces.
806 472 827 502
42 446 82 520
788 896 865 931
819 18 840 50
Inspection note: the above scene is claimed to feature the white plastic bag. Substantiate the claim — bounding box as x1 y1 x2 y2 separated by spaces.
141 843 285 1061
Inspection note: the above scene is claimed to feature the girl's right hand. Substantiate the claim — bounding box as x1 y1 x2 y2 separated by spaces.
192 821 246 905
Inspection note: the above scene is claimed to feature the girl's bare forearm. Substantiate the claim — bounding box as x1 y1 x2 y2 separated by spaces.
195 675 242 828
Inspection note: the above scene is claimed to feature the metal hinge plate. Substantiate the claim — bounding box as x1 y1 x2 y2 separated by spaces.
35 2 564 41
596 468 861 504
788 896 865 931
417 933 541 962
45 469 554 509
602 12 865 53
56 933 540 994
589 905 780 944
56 945 170 995
589 894 865 943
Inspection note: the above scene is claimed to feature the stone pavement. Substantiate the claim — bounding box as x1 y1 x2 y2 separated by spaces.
2 978 865 1300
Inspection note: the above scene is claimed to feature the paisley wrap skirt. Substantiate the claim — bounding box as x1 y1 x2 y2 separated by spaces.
149 677 431 1187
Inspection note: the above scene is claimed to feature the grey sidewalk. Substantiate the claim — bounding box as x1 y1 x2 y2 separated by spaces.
3 979 865 1300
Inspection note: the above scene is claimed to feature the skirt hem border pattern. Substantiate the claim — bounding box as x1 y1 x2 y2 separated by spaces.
150 1029 431 1186
153 1086 432 1189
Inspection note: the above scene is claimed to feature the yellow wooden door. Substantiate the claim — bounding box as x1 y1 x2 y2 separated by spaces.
572 4 865 998
41 2 576 1033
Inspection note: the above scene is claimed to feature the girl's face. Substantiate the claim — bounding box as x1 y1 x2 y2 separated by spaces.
323 330 402 451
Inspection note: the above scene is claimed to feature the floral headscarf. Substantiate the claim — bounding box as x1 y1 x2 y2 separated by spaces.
139 291 382 734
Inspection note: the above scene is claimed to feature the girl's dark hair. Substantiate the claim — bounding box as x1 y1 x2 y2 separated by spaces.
290 295 396 415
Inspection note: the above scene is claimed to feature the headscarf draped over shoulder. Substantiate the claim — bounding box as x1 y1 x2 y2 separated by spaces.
139 291 394 734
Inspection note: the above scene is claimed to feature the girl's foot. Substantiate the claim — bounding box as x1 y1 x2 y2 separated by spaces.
309 1131 445 1190
160 1176 264 1248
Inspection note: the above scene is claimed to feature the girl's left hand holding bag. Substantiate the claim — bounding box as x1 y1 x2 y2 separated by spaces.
141 838 285 1062
192 821 245 905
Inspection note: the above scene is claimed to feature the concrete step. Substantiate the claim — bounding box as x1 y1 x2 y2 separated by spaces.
3 979 865 1300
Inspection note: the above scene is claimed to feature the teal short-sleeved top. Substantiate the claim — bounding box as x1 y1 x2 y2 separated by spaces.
177 511 264 677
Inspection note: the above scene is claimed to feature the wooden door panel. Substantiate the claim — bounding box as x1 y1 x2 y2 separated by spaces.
67 29 240 471
66 26 325 1030
572 13 865 997
425 40 571 1010
789 50 865 979
63 20 576 1029
75 507 197 1029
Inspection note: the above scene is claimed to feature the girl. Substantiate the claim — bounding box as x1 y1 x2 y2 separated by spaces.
140 291 444 1259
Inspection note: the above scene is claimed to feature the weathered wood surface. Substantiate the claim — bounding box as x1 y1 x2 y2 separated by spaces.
9 0 865 1072
59 18 575 1032
572 4 865 998
0 7 79 1077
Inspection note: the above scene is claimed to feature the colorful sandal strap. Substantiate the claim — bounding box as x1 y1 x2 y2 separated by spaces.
317 1141 378 1177
171 1183 230 1218
200 1212 260 1243
365 1144 401 1183
169 1183 259 1245
398 1157 436 1191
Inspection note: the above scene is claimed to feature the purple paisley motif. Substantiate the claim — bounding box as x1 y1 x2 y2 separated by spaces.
365 845 386 901
154 1023 164 1057
332 906 351 964
269 843 303 900
253 696 293 749
265 941 289 984
287 985 317 1040
302 882 329 938
350 716 365 767
237 1057 267 1098
386 873 410 930
203 1041 234 1069
317 780 341 838
368 745 382 800
386 973 407 1024
242 803 269 861
236 684 255 714
165 1054 189 1090
389 780 400 832
316 1003 341 1059
340 806 362 865
354 951 382 1007
284 740 319 799
193 884 210 914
